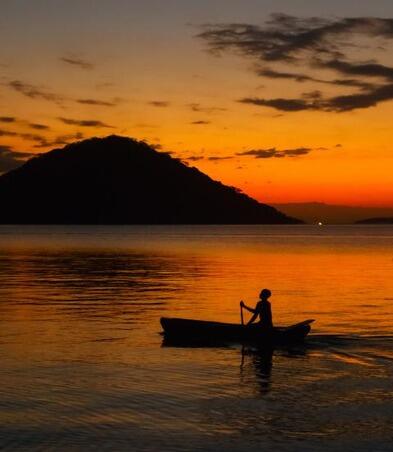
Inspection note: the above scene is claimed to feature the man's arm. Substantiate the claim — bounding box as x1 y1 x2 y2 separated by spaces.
240 301 256 313
247 312 259 325
240 301 259 325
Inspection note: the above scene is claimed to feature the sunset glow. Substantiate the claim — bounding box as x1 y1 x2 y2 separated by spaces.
1 1 393 207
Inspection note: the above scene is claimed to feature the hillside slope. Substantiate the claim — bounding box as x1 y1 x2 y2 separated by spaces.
0 136 300 224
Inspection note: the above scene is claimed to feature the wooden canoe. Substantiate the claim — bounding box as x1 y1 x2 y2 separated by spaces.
160 317 314 345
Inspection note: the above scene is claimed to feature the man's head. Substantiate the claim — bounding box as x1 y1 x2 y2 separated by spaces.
260 288 271 300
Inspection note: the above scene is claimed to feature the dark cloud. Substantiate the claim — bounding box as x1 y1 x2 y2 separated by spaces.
321 59 393 80
58 117 113 128
198 15 393 63
257 68 373 89
198 15 393 112
257 68 318 83
0 145 34 173
18 132 47 143
185 156 205 161
8 80 64 103
191 120 210 125
77 98 117 107
302 90 323 100
60 57 94 70
187 103 227 113
0 129 18 137
29 123 50 130
237 147 313 159
33 133 84 149
282 148 312 156
0 118 49 130
324 83 393 111
240 97 314 111
240 83 393 112
148 101 170 107
0 128 48 145
329 78 373 90
208 156 233 161
237 149 277 158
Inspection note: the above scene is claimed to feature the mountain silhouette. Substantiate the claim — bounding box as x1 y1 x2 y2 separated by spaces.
0 135 300 224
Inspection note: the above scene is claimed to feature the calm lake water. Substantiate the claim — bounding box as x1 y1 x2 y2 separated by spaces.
0 225 392 451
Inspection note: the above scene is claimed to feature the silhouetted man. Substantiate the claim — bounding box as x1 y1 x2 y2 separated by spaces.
240 289 273 328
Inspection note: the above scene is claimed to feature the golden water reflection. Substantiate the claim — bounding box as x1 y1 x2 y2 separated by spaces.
0 225 392 451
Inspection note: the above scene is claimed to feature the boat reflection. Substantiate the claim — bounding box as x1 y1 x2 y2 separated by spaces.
241 345 308 395
162 336 309 395
240 346 273 394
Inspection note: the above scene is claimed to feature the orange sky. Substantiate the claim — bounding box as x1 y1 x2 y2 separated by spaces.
0 1 393 207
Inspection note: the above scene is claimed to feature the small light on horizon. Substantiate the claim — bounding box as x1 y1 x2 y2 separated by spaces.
318 222 323 226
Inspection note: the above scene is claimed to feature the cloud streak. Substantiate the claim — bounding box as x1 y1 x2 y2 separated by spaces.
0 129 18 138
0 126 83 149
208 156 233 161
191 120 210 125
237 147 315 159
148 101 170 107
60 57 94 70
7 80 64 103
77 98 117 107
185 155 205 161
58 117 113 128
0 117 16 123
256 68 373 90
198 15 393 63
187 103 227 113
240 97 314 111
240 83 393 112
0 117 50 130
32 133 84 149
0 128 49 146
29 123 50 130
198 15 393 112
0 145 34 173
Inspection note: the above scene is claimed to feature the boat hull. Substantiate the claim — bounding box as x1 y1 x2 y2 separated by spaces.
160 317 314 345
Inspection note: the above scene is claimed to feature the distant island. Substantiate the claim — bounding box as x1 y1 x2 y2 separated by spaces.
272 202 393 225
0 135 300 224
355 217 393 224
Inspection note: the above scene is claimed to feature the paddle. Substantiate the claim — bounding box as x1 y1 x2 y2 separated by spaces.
240 301 244 325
